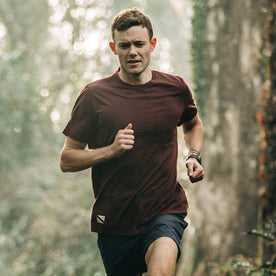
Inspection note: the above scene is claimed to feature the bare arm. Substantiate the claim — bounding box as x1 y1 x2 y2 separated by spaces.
182 114 204 183
60 123 135 172
182 114 203 152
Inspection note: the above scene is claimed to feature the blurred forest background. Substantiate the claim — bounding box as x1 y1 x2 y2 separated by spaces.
0 0 275 275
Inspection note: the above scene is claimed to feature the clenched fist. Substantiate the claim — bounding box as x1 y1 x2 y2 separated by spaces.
111 123 135 157
186 158 204 183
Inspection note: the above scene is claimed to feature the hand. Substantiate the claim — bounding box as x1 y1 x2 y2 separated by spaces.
111 123 135 157
186 158 204 183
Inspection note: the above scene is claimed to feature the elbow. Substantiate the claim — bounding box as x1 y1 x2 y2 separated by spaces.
59 151 71 172
60 150 84 172
60 159 70 173
60 161 68 172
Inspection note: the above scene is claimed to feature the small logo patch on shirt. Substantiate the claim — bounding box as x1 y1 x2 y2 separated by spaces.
97 215 105 224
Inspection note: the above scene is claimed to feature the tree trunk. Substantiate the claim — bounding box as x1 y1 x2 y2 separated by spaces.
176 0 270 275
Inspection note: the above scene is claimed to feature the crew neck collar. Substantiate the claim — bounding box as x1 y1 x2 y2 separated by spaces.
115 68 154 88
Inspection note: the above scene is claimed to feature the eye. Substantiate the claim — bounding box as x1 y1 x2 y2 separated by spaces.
134 42 145 48
119 43 130 49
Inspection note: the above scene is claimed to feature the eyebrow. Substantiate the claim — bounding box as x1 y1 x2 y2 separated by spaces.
118 41 146 46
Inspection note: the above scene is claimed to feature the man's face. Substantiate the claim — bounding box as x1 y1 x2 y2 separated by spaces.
110 25 156 79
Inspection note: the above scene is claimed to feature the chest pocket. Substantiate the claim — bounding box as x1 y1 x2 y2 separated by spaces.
155 113 179 143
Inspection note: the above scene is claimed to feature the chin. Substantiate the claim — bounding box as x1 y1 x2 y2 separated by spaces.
130 70 143 76
128 67 145 75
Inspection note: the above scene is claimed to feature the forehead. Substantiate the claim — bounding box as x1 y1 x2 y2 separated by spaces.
113 25 150 43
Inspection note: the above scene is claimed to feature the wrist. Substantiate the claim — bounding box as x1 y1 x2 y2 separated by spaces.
107 143 117 158
186 149 202 164
188 148 200 156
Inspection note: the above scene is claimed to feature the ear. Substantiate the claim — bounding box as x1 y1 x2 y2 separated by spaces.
109 42 117 55
150 38 157 52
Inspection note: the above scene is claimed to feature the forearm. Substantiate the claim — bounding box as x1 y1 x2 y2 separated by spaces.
182 115 204 183
60 124 135 173
60 145 115 172
182 115 203 153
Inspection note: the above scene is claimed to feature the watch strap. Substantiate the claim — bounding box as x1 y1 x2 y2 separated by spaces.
186 154 202 164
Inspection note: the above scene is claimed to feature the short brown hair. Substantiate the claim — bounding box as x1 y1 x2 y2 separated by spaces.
111 8 153 41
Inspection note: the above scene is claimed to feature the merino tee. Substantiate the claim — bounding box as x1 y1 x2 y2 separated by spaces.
63 70 197 235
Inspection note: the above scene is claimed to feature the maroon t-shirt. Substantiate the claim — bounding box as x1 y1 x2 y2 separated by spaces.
63 70 197 235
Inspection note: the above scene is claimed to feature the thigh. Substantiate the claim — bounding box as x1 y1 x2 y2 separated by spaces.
145 236 178 276
97 233 147 276
145 236 178 261
142 213 188 259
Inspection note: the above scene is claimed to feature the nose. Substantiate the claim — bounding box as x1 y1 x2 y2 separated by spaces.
129 45 137 56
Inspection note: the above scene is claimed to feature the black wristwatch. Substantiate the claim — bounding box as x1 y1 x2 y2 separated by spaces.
186 154 202 165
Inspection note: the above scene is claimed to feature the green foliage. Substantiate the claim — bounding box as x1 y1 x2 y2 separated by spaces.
0 0 51 169
191 0 209 117
223 219 276 276
0 159 104 275
232 260 276 276
0 0 108 274
247 230 276 243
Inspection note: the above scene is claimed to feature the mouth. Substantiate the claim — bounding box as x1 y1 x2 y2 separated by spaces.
127 60 141 65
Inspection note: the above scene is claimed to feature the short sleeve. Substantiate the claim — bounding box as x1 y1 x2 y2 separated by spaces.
62 86 96 144
177 78 198 125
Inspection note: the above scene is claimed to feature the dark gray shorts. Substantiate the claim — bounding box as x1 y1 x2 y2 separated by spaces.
97 213 188 276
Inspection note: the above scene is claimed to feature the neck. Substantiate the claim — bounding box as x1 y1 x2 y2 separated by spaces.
118 68 152 85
